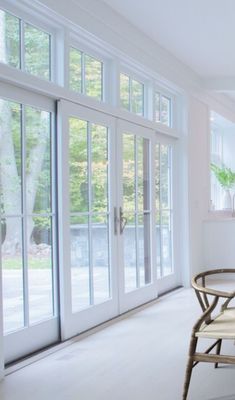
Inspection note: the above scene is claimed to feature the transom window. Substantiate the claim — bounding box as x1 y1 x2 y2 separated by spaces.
0 9 51 80
120 73 144 116
155 92 172 127
69 47 103 101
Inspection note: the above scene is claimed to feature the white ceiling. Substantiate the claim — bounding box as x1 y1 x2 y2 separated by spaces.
101 0 235 79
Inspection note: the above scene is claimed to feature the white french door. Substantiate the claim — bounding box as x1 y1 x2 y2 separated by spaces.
58 100 119 340
0 83 59 363
58 100 180 340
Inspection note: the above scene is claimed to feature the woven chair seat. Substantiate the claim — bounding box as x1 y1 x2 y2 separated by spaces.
196 307 235 339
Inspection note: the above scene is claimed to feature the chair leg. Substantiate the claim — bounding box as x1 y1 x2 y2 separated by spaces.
214 339 222 369
182 336 198 400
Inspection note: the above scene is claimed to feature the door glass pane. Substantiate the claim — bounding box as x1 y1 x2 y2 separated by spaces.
132 79 144 116
1 217 24 334
71 215 90 312
69 118 111 310
124 214 137 292
0 99 23 334
91 124 108 212
161 211 172 276
156 144 173 278
123 133 135 211
25 106 51 213
93 215 110 304
28 216 53 324
84 54 102 100
137 137 150 211
156 211 161 278
24 23 50 80
120 73 130 111
0 10 20 68
69 47 82 93
139 213 151 287
69 118 88 213
161 145 171 209
0 100 22 215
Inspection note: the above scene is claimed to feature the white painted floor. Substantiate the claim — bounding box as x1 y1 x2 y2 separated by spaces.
1 288 235 400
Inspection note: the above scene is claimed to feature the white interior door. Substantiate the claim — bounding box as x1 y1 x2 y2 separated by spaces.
0 83 59 364
58 100 119 340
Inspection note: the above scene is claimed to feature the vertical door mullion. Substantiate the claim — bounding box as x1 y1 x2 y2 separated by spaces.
57 101 72 340
107 128 111 297
159 144 163 278
135 137 139 289
51 113 58 318
88 122 94 306
151 140 157 285
21 105 29 327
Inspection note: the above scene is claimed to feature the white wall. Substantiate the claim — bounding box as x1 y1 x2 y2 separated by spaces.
203 220 235 269
187 96 210 276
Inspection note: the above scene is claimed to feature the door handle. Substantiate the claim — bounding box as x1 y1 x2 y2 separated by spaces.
119 207 127 234
114 207 119 235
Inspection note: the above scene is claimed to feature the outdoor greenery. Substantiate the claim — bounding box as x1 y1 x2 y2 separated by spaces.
211 163 235 189
0 10 50 79
0 11 171 271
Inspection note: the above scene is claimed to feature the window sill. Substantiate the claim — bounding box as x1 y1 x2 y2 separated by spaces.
206 210 235 222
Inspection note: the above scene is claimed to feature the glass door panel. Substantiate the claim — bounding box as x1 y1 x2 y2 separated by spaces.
122 133 151 292
155 143 173 279
118 121 156 313
0 89 59 364
58 100 118 340
69 118 110 312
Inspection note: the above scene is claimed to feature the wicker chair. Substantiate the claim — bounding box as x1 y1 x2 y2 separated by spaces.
183 268 235 400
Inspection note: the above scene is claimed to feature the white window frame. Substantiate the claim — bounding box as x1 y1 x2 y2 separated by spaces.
67 35 112 103
0 0 59 83
119 65 149 118
154 84 174 129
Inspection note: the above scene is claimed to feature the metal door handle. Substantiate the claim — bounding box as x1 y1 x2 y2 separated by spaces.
119 207 127 234
114 207 119 235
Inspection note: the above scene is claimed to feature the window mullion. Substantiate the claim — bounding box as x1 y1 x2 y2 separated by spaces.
129 77 132 113
81 52 85 95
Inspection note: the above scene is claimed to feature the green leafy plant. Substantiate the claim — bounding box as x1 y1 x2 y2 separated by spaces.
211 163 235 189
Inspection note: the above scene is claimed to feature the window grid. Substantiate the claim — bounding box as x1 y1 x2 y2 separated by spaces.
69 47 104 101
0 9 52 81
120 73 144 117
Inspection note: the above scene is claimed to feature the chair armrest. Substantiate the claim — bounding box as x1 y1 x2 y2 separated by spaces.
192 269 235 299
191 281 235 299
